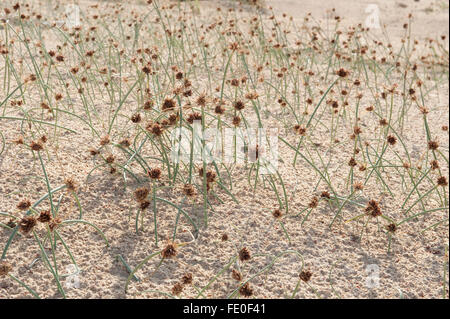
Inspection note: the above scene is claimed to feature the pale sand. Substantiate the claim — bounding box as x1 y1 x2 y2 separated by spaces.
0 0 448 298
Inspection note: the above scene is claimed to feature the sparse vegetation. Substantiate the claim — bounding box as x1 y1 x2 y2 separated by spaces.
0 0 448 299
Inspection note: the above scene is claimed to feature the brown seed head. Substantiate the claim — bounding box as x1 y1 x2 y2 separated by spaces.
172 282 183 296
232 116 241 126
0 261 12 277
386 223 397 233
65 178 77 192
272 209 282 219
437 176 448 187
37 210 52 223
17 199 31 211
134 187 149 202
299 270 312 282
321 191 331 199
30 141 43 151
336 68 349 77
239 283 254 297
308 196 319 209
148 168 161 179
428 140 439 151
49 217 61 232
387 135 397 145
140 200 150 210
181 273 193 285
161 242 178 259
182 184 196 197
365 200 382 217
233 100 245 111
239 247 251 262
231 269 243 281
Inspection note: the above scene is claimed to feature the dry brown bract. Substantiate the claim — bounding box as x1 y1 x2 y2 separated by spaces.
386 223 397 233
299 270 312 282
231 269 242 281
0 261 12 277
437 176 448 187
30 141 43 151
172 282 183 295
19 216 37 234
148 168 162 180
17 199 31 211
134 187 150 202
37 210 52 223
239 247 251 262
365 200 382 217
272 209 282 219
161 242 178 259
181 273 193 285
239 283 254 297
182 184 196 197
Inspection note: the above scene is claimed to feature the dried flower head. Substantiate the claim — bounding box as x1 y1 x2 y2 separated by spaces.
428 140 439 151
232 116 241 126
149 123 163 136
140 200 150 210
231 269 243 281
49 217 61 232
65 178 77 192
162 98 176 111
30 141 43 151
348 157 357 167
379 118 388 126
131 113 142 123
172 282 183 296
105 154 115 163
182 184 196 197
430 160 439 170
239 247 251 262
181 273 193 285
148 168 161 179
336 68 349 77
161 242 178 259
17 199 31 211
308 196 319 208
233 100 245 111
321 191 331 199
19 216 37 234
214 104 225 115
37 210 52 223
387 135 397 145
0 261 12 277
272 209 282 219
437 176 448 187
134 187 150 202
299 270 312 282
6 219 16 228
386 223 397 233
100 135 110 146
239 283 254 297
365 200 382 217
119 139 131 148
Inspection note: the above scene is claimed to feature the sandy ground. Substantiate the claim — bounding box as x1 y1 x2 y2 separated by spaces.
0 0 448 299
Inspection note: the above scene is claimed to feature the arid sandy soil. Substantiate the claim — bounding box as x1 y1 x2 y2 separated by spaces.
0 0 448 299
